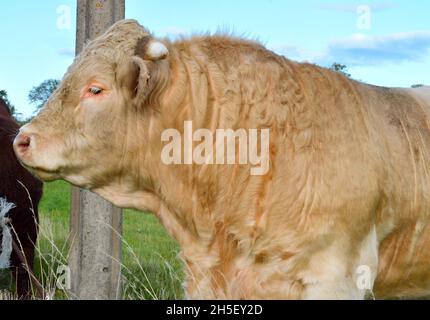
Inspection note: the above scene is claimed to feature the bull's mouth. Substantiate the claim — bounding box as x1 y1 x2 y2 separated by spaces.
20 160 94 189
19 162 61 182
13 140 63 181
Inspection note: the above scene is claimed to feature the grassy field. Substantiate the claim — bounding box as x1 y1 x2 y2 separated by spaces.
1 181 184 300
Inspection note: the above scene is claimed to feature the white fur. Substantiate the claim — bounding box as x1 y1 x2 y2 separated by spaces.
147 41 169 60
0 198 15 269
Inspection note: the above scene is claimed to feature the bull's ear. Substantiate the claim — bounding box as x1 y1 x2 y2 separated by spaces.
124 36 169 104
129 56 152 103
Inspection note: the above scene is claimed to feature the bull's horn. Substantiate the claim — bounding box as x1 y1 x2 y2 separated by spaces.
146 41 169 61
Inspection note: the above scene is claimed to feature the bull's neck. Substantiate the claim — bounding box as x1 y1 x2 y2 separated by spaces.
163 47 217 220
132 45 218 242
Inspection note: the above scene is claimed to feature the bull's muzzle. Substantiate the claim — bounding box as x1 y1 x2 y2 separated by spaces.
13 131 32 160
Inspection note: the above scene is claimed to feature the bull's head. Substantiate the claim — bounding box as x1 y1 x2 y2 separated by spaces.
14 20 170 190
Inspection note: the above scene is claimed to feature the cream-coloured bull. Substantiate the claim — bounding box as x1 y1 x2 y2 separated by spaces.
14 19 430 299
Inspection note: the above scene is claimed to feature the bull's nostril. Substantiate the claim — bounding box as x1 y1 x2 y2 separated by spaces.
15 134 31 154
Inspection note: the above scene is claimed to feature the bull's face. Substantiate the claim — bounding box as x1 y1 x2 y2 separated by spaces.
13 20 169 189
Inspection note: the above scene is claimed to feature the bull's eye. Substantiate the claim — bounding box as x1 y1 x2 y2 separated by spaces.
89 86 103 95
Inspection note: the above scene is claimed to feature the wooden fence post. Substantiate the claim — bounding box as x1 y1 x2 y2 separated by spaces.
69 0 125 300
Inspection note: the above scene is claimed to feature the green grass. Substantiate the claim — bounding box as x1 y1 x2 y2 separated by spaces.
1 181 184 300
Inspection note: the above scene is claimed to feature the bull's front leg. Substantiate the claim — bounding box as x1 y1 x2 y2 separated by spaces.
182 230 379 300
299 227 379 300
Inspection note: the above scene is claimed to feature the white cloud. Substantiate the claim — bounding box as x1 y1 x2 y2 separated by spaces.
324 31 430 65
272 31 430 67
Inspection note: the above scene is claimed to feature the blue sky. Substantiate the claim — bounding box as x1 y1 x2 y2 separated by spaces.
0 0 429 117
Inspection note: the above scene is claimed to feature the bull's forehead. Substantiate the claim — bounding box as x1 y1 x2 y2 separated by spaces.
79 19 150 62
63 19 150 86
